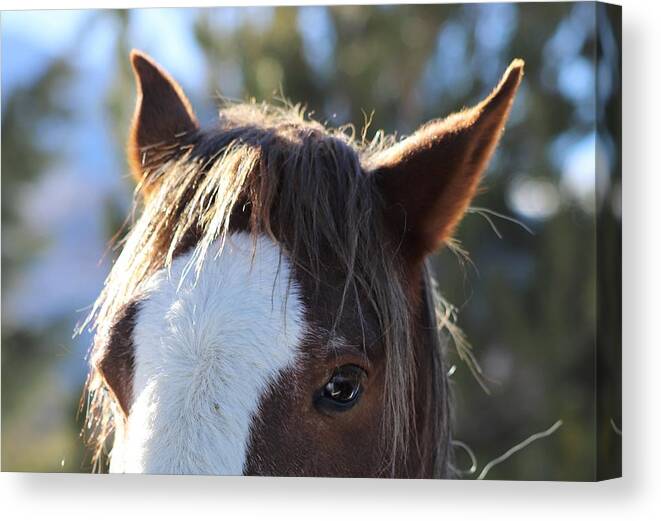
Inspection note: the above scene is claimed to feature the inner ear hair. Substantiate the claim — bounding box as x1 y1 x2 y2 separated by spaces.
371 59 524 262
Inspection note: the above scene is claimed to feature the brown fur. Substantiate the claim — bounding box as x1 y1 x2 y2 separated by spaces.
244 264 445 478
95 301 140 417
128 50 199 195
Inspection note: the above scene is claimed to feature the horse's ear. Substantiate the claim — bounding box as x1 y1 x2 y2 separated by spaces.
371 59 524 262
128 50 198 194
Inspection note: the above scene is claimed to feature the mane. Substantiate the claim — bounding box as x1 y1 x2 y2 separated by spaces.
81 100 460 476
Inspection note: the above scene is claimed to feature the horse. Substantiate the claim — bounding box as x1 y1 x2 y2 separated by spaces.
82 50 523 478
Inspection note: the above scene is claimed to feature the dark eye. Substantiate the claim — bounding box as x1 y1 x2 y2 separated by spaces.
316 364 366 412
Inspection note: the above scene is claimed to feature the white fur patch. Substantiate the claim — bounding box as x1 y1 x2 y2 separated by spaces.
109 233 305 475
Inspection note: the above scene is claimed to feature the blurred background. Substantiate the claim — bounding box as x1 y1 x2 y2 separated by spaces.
1 3 621 480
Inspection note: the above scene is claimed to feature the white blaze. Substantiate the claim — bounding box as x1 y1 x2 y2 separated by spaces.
109 233 305 475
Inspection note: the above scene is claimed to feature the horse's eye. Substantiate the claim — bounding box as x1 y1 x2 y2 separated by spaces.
316 365 365 412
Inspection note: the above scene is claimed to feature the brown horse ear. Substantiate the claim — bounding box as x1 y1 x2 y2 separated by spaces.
371 59 524 261
128 50 199 193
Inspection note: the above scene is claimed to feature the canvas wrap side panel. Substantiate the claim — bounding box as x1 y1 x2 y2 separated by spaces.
595 1 622 482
